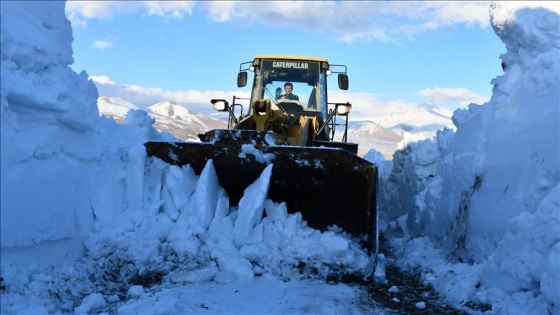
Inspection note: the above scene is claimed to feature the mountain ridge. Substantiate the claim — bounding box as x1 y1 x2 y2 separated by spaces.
97 96 453 158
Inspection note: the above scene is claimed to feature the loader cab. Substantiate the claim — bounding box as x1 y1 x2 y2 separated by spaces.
237 55 349 139
247 57 327 117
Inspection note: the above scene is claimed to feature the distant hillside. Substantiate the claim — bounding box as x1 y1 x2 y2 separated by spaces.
347 120 403 142
98 97 454 159
148 101 227 141
97 97 227 141
98 96 138 123
333 120 403 158
376 105 455 136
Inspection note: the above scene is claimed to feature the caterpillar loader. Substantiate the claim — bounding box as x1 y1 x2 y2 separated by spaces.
146 55 378 252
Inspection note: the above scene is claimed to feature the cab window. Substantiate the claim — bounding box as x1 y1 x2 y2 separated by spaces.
259 60 321 112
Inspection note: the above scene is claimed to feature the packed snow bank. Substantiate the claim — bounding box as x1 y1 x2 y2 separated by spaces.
0 2 170 265
377 2 560 314
0 1 100 258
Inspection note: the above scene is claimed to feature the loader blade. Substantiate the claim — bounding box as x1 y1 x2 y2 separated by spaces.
145 136 377 251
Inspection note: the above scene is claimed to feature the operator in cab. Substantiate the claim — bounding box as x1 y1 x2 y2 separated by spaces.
278 82 299 101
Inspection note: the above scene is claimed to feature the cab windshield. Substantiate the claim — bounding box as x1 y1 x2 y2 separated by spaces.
257 59 321 112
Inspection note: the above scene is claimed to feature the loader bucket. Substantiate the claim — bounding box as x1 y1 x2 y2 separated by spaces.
145 131 377 252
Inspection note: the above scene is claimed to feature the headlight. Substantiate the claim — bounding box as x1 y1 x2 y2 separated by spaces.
211 99 229 111
336 103 352 115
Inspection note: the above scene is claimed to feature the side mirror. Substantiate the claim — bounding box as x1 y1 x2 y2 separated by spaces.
211 99 229 111
335 102 352 115
237 71 247 87
338 74 349 90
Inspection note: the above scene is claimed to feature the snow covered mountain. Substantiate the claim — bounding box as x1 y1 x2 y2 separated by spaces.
347 120 403 141
97 94 454 159
147 100 228 141
101 97 402 157
344 120 403 158
340 105 455 158
375 104 455 136
98 96 138 122
99 97 452 158
98 97 227 141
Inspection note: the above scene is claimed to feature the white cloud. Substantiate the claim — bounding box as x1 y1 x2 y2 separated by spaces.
66 1 494 41
90 76 395 120
412 2 492 30
92 40 113 50
91 76 249 114
91 75 395 120
65 1 194 27
144 1 195 19
65 1 142 26
66 0 490 42
200 1 493 43
328 90 442 122
417 86 489 107
89 75 115 85
90 76 481 123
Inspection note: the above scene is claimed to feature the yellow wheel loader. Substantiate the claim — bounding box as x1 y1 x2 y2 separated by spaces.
146 55 378 252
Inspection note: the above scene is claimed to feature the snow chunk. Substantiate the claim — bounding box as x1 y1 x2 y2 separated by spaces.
128 285 145 297
74 293 107 314
233 164 273 246
239 144 275 164
364 148 385 165
374 253 387 284
191 159 222 230
415 301 426 310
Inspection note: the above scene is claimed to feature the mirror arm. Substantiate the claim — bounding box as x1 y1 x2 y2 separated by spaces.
226 104 238 125
316 108 338 138
316 103 351 142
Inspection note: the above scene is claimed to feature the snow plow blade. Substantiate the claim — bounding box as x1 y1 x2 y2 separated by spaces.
145 132 377 251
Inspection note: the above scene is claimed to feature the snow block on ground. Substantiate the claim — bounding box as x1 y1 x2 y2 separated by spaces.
233 164 273 246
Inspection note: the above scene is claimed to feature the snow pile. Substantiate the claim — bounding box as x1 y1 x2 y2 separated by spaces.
1 2 372 313
139 159 371 282
377 2 559 314
0 1 100 256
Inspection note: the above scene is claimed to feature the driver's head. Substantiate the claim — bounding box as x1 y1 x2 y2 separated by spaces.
284 82 293 94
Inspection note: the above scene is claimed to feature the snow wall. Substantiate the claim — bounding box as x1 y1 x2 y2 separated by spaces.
1 1 100 258
379 2 559 313
0 1 163 264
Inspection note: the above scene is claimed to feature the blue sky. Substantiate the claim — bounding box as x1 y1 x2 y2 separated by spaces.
66 1 505 120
